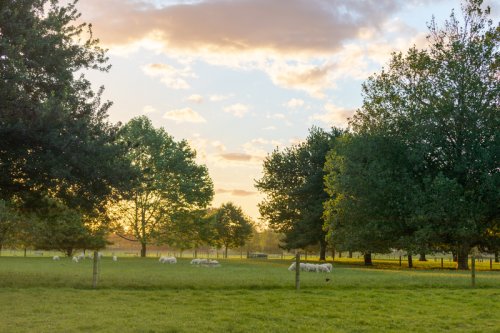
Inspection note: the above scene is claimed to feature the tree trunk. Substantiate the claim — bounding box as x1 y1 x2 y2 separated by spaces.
140 242 147 257
338 251 342 258
408 254 413 268
419 252 427 261
495 250 499 263
65 248 73 257
363 252 372 266
348 251 353 258
24 247 27 257
224 246 228 259
194 248 197 258
452 250 458 262
457 244 470 270
319 240 327 261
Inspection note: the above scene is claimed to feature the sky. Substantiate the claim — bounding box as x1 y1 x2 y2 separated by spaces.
77 0 499 222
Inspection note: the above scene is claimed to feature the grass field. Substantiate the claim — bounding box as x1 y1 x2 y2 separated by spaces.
1 256 499 332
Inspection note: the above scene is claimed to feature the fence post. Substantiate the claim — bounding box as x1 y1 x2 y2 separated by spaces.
471 255 476 287
490 258 493 270
441 258 443 269
92 250 99 289
295 253 300 291
399 256 402 267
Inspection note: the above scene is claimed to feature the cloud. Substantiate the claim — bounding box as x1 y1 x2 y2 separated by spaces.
142 63 195 89
142 105 157 114
219 153 253 162
78 0 431 97
284 98 305 108
265 61 337 98
187 94 204 103
216 188 258 196
310 103 355 127
223 103 249 117
163 107 206 123
79 0 400 55
263 126 277 131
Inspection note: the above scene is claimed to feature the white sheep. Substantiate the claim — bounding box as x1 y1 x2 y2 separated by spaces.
319 263 332 272
159 256 177 264
72 256 79 263
77 253 85 261
112 255 118 262
52 256 60 261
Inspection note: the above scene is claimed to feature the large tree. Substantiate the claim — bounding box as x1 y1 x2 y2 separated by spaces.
113 116 214 257
256 127 344 260
0 0 133 208
334 0 499 269
212 202 253 258
0 0 134 252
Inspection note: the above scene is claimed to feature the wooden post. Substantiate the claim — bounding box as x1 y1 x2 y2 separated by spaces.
295 252 300 291
441 258 444 269
399 256 402 267
92 250 99 289
471 255 476 287
490 258 493 270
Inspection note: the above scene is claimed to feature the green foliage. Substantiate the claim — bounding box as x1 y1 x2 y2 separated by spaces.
325 0 499 269
212 202 254 257
0 0 129 212
256 127 344 259
0 0 134 252
114 116 214 256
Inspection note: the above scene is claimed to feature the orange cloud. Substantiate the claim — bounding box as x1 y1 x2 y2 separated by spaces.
79 0 400 55
216 188 258 197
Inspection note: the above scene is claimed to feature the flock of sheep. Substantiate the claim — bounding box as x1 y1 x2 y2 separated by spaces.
288 262 332 273
52 254 332 272
52 253 117 263
158 257 221 267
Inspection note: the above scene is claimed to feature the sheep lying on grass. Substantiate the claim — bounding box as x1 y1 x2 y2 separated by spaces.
72 256 79 263
52 256 60 261
159 256 177 264
288 262 331 273
191 258 220 267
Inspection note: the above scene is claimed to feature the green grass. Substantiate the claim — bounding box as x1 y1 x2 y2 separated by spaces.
1 257 499 332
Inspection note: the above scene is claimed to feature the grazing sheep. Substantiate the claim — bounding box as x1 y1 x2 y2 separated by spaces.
112 256 118 262
159 256 177 264
52 256 60 261
319 263 332 272
72 256 79 263
288 262 296 271
77 253 85 261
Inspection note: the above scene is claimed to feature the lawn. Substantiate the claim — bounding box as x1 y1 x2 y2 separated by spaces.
1 257 499 332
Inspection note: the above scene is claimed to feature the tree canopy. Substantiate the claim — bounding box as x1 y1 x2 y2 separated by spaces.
113 116 214 257
256 127 344 260
324 0 499 269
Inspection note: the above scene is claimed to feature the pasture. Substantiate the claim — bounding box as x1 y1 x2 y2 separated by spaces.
1 256 499 333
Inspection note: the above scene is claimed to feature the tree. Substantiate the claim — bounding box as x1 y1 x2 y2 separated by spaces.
344 0 499 269
113 116 214 257
324 133 428 266
0 0 134 253
0 200 18 254
213 202 253 258
256 127 344 260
